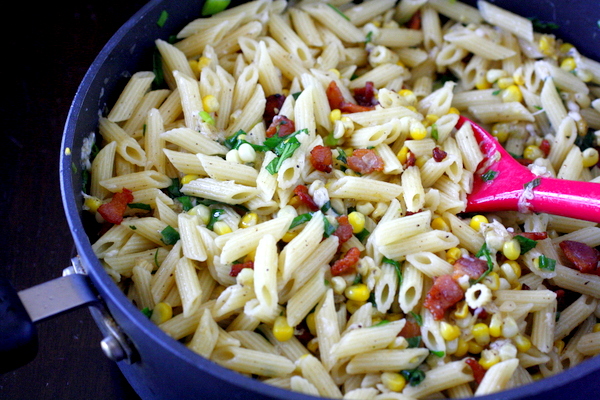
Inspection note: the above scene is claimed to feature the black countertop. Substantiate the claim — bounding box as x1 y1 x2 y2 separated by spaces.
0 2 148 399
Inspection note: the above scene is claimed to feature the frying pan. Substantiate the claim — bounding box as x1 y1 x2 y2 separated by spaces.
2 0 600 399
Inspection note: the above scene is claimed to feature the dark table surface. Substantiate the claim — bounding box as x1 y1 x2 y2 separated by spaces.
0 1 148 399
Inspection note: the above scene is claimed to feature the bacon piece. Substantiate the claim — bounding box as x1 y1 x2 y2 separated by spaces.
559 240 600 275
399 320 421 339
331 247 361 276
405 150 416 167
432 147 447 162
264 94 286 126
452 256 488 281
539 139 551 157
516 232 548 240
423 274 464 320
353 81 378 107
347 149 385 174
333 215 354 246
465 358 486 385
406 10 421 30
229 261 254 277
293 185 319 212
266 115 295 138
97 188 134 225
310 145 333 173
326 81 375 113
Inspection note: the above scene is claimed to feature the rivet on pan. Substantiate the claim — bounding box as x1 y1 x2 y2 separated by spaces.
100 335 126 362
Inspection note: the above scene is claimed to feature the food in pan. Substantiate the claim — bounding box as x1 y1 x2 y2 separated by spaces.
83 0 600 397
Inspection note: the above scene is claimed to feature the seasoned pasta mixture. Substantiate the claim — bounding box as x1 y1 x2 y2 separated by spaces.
83 0 600 398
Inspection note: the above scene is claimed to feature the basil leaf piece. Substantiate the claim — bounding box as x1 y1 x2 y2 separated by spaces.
141 307 153 318
371 320 390 328
473 243 494 284
401 368 426 387
127 202 152 211
383 257 403 286
207 209 225 230
514 235 538 254
406 336 421 348
481 170 498 181
160 225 180 245
355 228 370 242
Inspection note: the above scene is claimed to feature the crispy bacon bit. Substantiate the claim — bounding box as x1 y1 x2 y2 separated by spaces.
97 188 134 225
405 150 416 167
331 247 361 276
347 149 385 174
293 184 319 212
559 240 600 275
432 147 447 162
465 358 486 384
326 81 375 113
399 320 421 338
229 261 254 277
264 94 286 126
406 10 421 30
452 256 488 281
266 115 295 138
310 145 333 173
540 139 551 157
516 232 548 240
423 274 464 320
333 215 354 246
517 158 534 166
353 81 378 107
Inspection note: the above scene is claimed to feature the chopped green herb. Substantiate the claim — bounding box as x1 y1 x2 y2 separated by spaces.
355 228 370 242
538 254 556 271
290 212 314 229
410 311 423 326
265 132 303 174
141 307 153 318
555 311 561 322
202 0 231 16
127 202 152 211
71 162 78 174
353 274 363 285
492 89 501 96
323 216 337 238
528 17 559 33
160 225 180 245
368 292 377 307
481 170 498 182
371 320 390 328
324 279 330 286
176 196 194 211
129 225 137 230
474 243 494 284
154 249 160 268
336 147 347 164
431 124 439 141
156 10 168 27
199 110 215 125
383 257 403 286
524 177 541 191
533 105 543 110
575 129 596 151
152 48 164 89
365 30 374 44
291 91 302 100
430 350 445 357
324 131 339 146
207 209 225 230
166 178 182 198
514 235 538 254
320 201 332 213
326 3 350 21
225 129 267 152
406 336 421 348
401 368 426 386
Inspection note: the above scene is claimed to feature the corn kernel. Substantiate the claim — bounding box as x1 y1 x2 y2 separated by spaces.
151 302 173 325
306 313 317 336
491 123 510 143
467 340 484 354
560 57 577 71
479 349 501 370
514 334 532 352
486 69 509 84
197 56 211 70
415 155 428 168
396 146 410 164
483 272 501 291
559 43 574 53
523 145 544 161
501 85 523 103
189 204 211 224
475 75 492 90
555 339 565 354
431 217 450 232
399 89 417 105
539 35 556 56
282 230 298 243
328 68 341 78
446 247 463 264
84 196 103 213
440 321 461 341
240 212 258 229
472 323 491 346
399 89 414 97
346 299 366 314
213 221 232 235
189 59 200 77
469 215 488 231
594 323 600 333
502 317 519 338
273 316 294 342
331 276 347 295
576 68 594 83
531 372 544 381
330 109 342 123
496 78 514 90
225 148 242 164
406 105 418 113
202 95 219 113
500 260 522 282
502 239 521 261
448 107 460 115
238 142 257 163
381 372 406 392
244 249 256 262
455 338 469 357
348 211 366 234
396 60 405 67
512 70 525 86
307 337 319 353
582 148 599 168
425 114 439 126
454 301 470 319
489 314 503 338
409 121 427 140
345 283 370 302
180 174 199 185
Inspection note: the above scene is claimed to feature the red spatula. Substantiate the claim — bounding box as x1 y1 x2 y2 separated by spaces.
457 116 600 223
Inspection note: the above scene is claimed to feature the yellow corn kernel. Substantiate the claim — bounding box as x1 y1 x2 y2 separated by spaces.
486 69 509 84
560 57 577 71
440 321 461 342
512 70 525 86
501 85 523 103
328 68 341 78
448 107 460 115
406 105 418 113
415 155 428 168
345 283 370 302
539 35 556 56
475 75 492 90
559 43 574 53
594 323 600 333
454 301 470 319
497 77 514 89
531 372 544 381
282 230 299 243
409 121 427 140
273 316 294 342
489 314 503 338
346 300 366 314
523 145 544 161
396 60 405 67
469 215 488 231
240 212 258 229
399 89 414 97
396 146 410 164
446 247 463 264
555 339 565 354
502 239 521 261
431 217 450 232
576 68 594 83
348 211 366 234
180 174 199 185
307 338 319 353
381 372 407 392
582 148 599 168
467 340 484 355
150 302 173 325
483 272 501 291
188 204 211 224
244 249 256 263
213 221 232 235
202 95 219 113
502 317 519 338
479 350 501 370
197 56 211 70
306 313 317 336
491 123 510 143
455 338 469 357
425 114 439 126
188 59 200 77
472 323 490 346
329 108 342 123
84 196 103 213
514 334 532 353
500 260 522 282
